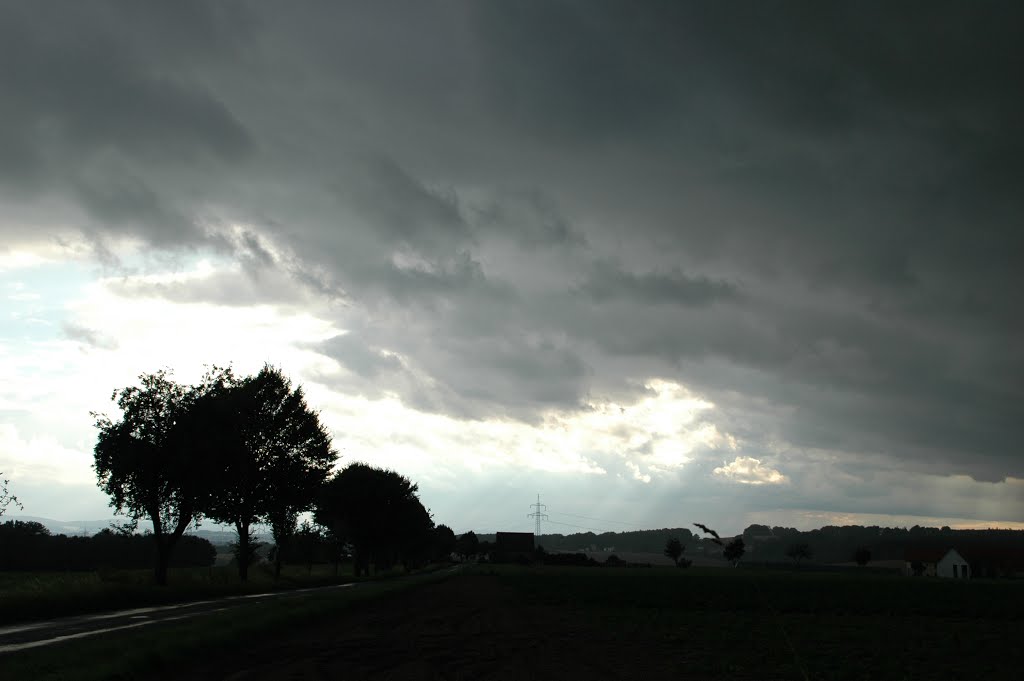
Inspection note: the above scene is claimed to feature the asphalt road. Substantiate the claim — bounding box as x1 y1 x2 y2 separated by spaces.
0 574 429 655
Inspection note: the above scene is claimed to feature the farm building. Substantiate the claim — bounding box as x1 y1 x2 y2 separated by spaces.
904 547 971 578
495 532 535 563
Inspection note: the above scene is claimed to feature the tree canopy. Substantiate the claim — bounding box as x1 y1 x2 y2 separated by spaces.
434 524 457 561
195 365 337 580
785 542 813 566
92 368 228 584
664 537 683 566
315 463 433 576
93 365 336 584
723 537 746 566
456 530 479 561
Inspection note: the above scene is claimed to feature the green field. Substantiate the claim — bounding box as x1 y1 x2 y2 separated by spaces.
0 562 367 625
3 565 1023 680
492 565 1024 680
1 568 455 681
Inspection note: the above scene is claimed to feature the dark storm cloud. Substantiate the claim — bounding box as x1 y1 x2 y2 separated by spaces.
317 333 403 380
472 190 587 251
0 2 252 165
4 1 1023 499
576 261 740 306
0 1 253 247
332 155 471 253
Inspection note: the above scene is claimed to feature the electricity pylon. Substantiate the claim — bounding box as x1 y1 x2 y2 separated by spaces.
527 493 548 536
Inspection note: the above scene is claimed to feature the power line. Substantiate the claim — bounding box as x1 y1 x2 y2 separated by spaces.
548 511 643 528
544 519 605 533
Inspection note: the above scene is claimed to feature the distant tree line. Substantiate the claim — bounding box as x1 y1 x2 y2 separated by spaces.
739 524 1024 565
92 366 449 585
488 524 1024 568
0 521 214 572
511 527 701 554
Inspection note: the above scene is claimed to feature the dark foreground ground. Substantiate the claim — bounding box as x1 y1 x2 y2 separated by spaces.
159 567 1024 681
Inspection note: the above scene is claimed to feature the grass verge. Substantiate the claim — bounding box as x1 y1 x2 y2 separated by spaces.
1 567 456 681
0 563 381 626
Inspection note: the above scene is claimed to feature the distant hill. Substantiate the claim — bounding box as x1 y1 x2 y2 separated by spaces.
6 515 266 544
8 516 117 536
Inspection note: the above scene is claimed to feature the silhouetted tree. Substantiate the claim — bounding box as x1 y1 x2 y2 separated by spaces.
0 520 49 570
320 527 349 576
456 530 479 561
664 537 683 566
604 553 624 566
786 542 812 566
854 546 872 567
392 497 436 570
743 524 773 543
289 520 325 574
723 537 745 566
93 368 229 585
315 463 430 576
434 524 457 561
196 366 336 581
0 473 21 520
229 528 264 574
269 508 299 579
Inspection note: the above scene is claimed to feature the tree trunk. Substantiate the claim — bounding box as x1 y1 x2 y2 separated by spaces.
154 541 170 586
236 522 250 582
353 548 371 578
272 525 287 580
151 505 194 586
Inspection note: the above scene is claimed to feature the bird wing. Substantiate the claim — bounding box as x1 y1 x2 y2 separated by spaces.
695 523 724 545
694 523 721 538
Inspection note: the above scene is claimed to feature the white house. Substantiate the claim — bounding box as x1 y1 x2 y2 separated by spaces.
904 547 971 578
936 548 970 579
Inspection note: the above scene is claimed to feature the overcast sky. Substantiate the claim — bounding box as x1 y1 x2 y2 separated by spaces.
2 1 1022 536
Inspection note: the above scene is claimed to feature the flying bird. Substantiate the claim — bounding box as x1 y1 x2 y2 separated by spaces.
694 523 724 545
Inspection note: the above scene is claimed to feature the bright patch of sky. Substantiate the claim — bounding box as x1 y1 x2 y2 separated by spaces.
2 252 730 527
3 249 1023 536
1 261 94 345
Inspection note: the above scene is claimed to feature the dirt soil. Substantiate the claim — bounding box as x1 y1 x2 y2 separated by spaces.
164 575 700 681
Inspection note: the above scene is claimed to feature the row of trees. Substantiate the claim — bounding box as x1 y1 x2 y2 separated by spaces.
532 527 700 553
739 523 1024 564
0 521 215 572
93 366 438 584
